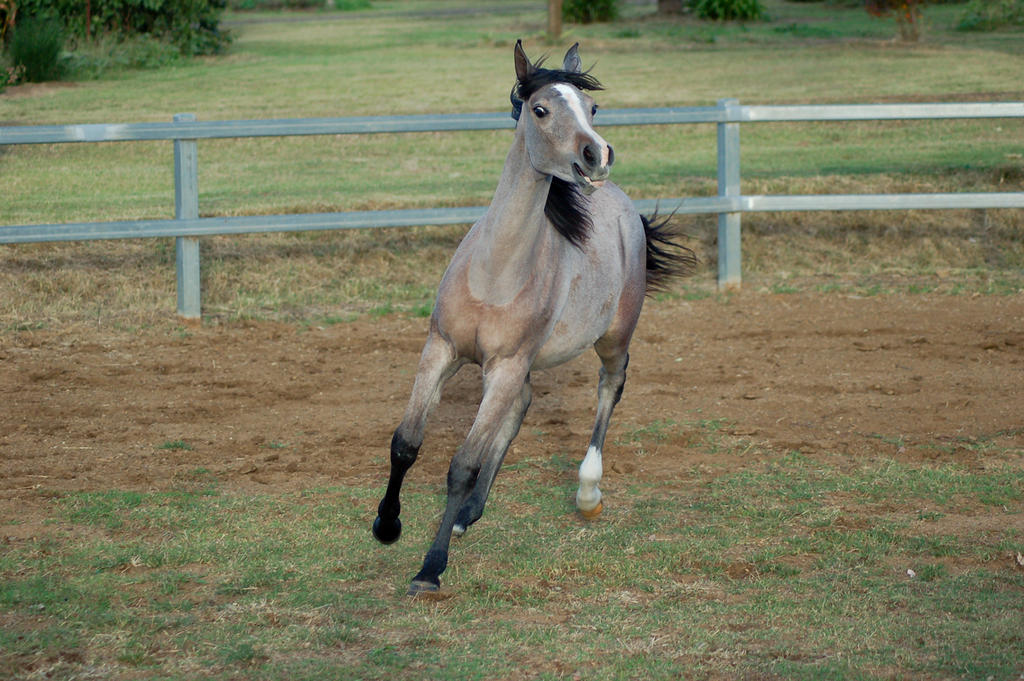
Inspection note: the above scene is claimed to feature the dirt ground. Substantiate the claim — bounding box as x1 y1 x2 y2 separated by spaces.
1 292 1022 519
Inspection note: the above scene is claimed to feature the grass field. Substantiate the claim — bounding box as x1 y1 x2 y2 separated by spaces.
1 2 1023 679
2 430 1022 680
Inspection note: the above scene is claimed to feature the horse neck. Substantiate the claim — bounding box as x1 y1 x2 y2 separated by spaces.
467 130 557 302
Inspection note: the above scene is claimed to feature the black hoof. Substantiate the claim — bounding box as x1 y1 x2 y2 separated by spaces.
407 579 440 596
372 515 401 544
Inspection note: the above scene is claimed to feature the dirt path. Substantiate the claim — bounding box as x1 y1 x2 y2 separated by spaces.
1 292 1022 514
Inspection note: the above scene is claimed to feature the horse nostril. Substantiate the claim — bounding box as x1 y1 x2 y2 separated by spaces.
607 145 615 167
582 144 597 168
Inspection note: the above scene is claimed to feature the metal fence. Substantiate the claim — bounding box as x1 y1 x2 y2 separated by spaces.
2 98 1023 318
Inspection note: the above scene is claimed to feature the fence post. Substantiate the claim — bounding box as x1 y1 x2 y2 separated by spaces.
716 98 742 291
173 113 201 320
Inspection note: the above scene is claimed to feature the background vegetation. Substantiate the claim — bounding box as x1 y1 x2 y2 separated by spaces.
956 0 1024 30
9 0 230 58
563 0 622 23
2 0 1022 326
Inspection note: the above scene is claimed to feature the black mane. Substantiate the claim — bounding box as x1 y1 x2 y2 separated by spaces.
546 177 591 249
509 58 603 249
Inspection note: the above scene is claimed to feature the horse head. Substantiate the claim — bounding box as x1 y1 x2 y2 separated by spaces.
511 40 614 196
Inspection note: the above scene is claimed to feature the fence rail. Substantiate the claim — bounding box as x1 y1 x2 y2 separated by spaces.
3 99 1023 318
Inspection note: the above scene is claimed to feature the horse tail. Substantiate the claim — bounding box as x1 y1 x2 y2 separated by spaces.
641 210 698 295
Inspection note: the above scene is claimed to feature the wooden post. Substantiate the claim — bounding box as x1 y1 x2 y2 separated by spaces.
716 99 742 291
173 113 201 320
548 0 563 41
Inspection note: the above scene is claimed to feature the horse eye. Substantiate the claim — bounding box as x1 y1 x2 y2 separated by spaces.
532 106 548 118
591 104 599 116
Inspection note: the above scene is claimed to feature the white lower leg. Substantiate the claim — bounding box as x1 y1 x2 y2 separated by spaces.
576 445 603 513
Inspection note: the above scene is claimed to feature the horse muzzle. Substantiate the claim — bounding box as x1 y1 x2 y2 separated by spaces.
573 142 614 195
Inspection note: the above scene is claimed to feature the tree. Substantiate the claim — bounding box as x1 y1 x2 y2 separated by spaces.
562 0 619 23
549 0 562 39
865 0 925 42
690 0 764 21
10 0 230 55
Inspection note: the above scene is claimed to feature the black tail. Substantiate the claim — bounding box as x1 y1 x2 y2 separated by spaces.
642 211 698 294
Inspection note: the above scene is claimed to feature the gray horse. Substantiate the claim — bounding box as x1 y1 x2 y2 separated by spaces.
373 40 696 594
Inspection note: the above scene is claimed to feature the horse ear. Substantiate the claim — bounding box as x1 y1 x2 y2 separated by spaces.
563 42 582 73
514 39 534 83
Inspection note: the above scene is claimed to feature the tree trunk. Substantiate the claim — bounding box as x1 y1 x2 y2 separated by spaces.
548 0 563 40
658 0 685 13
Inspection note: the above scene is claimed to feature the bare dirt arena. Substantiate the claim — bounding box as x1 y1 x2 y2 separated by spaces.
1 292 1022 518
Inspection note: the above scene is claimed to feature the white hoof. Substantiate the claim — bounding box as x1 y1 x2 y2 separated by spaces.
576 486 603 516
578 500 603 519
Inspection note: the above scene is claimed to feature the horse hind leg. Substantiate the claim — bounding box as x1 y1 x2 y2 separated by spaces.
453 376 532 536
577 350 629 519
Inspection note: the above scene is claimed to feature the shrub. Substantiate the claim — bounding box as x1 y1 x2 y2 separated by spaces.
228 0 371 7
690 0 765 20
63 33 182 80
9 14 65 82
1 63 25 91
563 0 620 23
12 0 230 56
865 0 925 41
956 0 1024 30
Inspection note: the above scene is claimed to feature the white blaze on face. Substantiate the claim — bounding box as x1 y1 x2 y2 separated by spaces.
552 83 611 168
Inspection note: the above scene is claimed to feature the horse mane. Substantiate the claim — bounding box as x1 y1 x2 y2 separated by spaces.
509 58 604 249
545 177 591 248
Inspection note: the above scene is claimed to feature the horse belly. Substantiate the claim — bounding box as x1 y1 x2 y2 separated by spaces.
531 293 618 370
532 226 643 369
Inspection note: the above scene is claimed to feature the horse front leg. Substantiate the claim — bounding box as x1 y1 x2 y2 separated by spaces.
408 359 531 595
576 351 629 518
373 333 461 545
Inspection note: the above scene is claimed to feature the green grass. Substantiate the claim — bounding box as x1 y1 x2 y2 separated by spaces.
2 0 1023 225
159 439 195 451
2 439 1020 680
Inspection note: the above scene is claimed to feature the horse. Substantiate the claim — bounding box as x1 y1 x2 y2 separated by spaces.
372 40 696 595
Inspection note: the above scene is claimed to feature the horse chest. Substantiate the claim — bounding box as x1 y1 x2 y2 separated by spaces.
437 261 618 369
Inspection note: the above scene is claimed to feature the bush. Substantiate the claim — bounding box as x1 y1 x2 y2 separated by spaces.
690 0 765 20
864 0 925 41
956 0 1024 30
228 0 371 7
9 14 65 82
563 0 620 23
63 33 182 80
229 0 321 7
1 63 24 91
12 0 230 56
